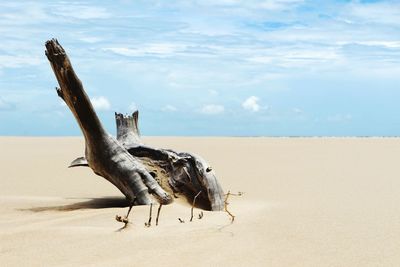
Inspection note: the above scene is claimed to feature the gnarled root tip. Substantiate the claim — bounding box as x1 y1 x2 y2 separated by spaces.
154 190 173 205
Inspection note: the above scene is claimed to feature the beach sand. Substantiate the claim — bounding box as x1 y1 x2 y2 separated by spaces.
1 137 400 266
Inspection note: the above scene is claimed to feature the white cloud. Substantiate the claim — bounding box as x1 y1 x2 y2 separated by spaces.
337 41 400 49
0 0 399 137
208 89 219 96
242 96 260 112
166 0 303 11
0 55 41 69
328 114 352 122
162 105 178 112
91 96 111 111
79 36 103 43
103 43 186 58
292 108 303 114
0 97 15 111
258 0 304 11
0 2 50 25
200 104 225 115
344 2 400 26
52 5 111 20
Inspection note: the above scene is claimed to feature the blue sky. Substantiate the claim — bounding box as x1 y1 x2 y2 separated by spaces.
0 0 399 136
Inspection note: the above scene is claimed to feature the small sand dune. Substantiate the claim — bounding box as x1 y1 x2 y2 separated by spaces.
1 137 400 266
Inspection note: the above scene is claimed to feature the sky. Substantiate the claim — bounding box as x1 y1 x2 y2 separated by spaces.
0 0 399 136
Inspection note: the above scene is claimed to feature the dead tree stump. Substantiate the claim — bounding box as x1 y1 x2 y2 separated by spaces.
45 39 224 211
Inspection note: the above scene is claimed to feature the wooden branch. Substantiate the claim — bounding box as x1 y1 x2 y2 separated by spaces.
115 111 142 146
190 191 202 222
46 39 225 213
115 204 133 230
45 40 105 141
224 191 243 223
45 39 172 206
156 204 162 226
116 113 225 211
145 203 153 227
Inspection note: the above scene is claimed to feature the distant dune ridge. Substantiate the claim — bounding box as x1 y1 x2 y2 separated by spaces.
1 137 400 266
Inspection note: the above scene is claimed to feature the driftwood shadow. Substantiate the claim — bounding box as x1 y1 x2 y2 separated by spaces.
21 195 210 213
21 197 130 212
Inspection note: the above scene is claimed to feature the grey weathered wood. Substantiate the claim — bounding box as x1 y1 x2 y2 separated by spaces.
46 39 224 211
68 156 88 168
45 39 171 205
115 112 225 211
115 111 142 146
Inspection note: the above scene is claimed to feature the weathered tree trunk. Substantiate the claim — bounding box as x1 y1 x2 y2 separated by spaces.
45 39 224 211
45 39 171 205
115 112 142 146
115 112 225 211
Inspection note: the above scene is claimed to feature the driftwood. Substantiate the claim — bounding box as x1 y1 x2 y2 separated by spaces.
45 39 224 211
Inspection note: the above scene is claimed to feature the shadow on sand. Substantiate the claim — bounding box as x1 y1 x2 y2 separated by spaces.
20 197 130 212
20 194 212 213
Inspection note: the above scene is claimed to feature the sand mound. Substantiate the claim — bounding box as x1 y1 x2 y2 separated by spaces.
1 137 400 266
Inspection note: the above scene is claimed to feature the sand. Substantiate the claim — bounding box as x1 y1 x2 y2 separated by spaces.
1 137 400 266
